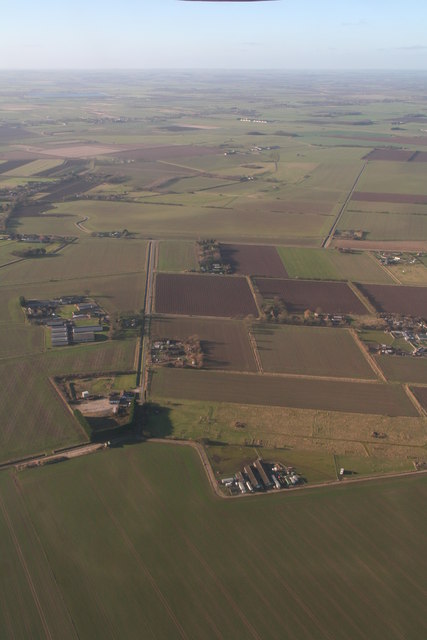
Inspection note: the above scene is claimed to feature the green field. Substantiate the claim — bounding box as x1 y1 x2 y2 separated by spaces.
338 209 427 241
277 247 393 283
253 324 376 379
158 240 198 271
0 339 136 463
0 444 426 639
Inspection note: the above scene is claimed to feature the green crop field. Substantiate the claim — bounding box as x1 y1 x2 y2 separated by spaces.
1 158 64 177
277 247 392 282
253 324 376 379
158 240 198 272
338 209 427 241
0 444 426 639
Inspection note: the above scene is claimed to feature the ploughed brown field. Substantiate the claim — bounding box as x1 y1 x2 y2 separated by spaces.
411 386 427 411
352 192 427 204
356 283 427 317
151 316 257 371
255 278 368 315
410 151 427 162
220 243 288 277
155 273 258 318
363 149 417 162
151 368 418 417
0 159 32 174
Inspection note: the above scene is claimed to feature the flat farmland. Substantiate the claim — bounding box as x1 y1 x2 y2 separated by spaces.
363 149 416 162
0 339 136 463
356 283 427 317
53 200 333 244
151 368 417 416
277 247 392 283
0 239 147 287
151 316 256 371
155 273 258 318
352 191 427 205
253 324 376 379
356 162 427 195
376 356 427 384
1 445 425 639
255 278 368 315
220 243 288 277
0 158 63 177
338 209 427 242
0 323 44 359
411 386 427 411
158 240 197 272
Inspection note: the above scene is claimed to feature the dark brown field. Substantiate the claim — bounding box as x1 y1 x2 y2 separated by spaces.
363 149 416 162
352 192 427 204
220 243 288 277
151 368 418 417
356 283 427 317
335 134 427 145
155 273 258 317
0 159 32 174
411 386 427 411
151 316 257 371
256 278 368 315
410 151 427 162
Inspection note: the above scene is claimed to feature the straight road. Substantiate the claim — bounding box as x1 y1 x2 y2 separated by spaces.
136 240 157 403
322 162 367 248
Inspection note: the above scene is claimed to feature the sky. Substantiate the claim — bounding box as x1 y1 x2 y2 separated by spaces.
2 0 427 70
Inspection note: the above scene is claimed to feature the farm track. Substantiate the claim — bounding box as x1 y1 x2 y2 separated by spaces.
366 251 401 284
248 329 263 373
75 216 90 233
136 240 157 402
403 385 427 417
322 162 367 249
349 329 387 381
347 281 376 314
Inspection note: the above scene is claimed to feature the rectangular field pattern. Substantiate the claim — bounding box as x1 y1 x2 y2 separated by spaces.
356 283 427 317
255 278 368 315
151 368 417 416
155 273 258 318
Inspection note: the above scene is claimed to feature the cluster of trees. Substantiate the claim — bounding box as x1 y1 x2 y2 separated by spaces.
12 247 47 258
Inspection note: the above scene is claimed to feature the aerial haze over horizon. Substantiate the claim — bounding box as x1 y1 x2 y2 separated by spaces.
2 0 427 70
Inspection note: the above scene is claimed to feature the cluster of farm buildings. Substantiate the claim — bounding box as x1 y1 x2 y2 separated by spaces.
24 297 105 347
222 458 302 495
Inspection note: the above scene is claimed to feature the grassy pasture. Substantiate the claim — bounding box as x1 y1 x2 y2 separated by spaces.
0 323 44 359
0 239 147 287
150 368 417 417
157 240 197 272
339 209 427 241
0 444 425 639
253 324 376 379
50 199 332 244
277 247 393 283
357 161 427 195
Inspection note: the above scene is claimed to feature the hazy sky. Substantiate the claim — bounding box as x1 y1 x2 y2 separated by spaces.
2 0 427 70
